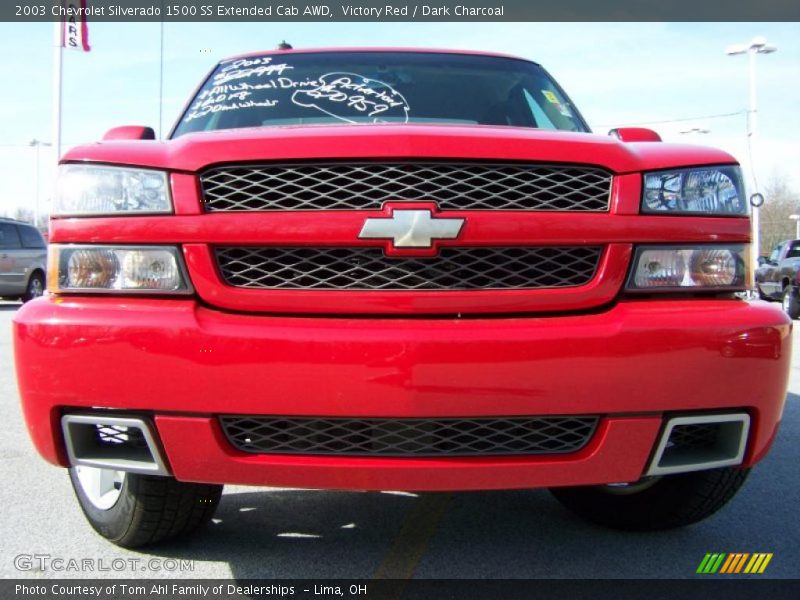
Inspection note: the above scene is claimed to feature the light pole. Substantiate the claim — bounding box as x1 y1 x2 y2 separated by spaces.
726 36 777 281
29 139 52 230
790 215 800 240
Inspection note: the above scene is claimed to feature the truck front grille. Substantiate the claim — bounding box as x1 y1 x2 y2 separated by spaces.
215 246 602 291
219 416 599 457
200 162 612 212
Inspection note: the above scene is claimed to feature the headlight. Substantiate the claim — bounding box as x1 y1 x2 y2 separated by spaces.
642 167 746 216
627 245 749 291
48 245 191 294
53 165 172 216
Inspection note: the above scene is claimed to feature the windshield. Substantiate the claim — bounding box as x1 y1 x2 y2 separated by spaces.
172 52 590 137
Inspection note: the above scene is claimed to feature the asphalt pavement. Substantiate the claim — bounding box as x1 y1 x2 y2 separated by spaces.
1 300 798 580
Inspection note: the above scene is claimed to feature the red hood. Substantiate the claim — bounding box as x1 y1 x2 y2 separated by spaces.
61 124 738 174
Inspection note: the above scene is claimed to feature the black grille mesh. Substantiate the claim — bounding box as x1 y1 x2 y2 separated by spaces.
220 416 599 457
668 423 721 450
215 246 602 291
200 162 612 212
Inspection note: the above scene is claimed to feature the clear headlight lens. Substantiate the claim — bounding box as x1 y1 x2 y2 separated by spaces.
53 165 172 216
48 245 191 294
627 245 749 291
642 167 746 215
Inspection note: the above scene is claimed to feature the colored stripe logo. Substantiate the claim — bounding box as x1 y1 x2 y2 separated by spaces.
697 553 773 574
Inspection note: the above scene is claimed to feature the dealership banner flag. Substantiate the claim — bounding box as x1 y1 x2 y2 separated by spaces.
61 1 91 52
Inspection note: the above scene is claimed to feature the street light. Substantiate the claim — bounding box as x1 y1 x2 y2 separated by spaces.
29 139 52 230
725 36 777 143
726 36 777 290
790 214 800 240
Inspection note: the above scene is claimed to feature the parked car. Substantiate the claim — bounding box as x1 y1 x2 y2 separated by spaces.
0 217 46 302
755 239 800 318
13 47 792 547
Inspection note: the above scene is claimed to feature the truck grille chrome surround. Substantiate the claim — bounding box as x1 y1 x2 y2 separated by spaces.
215 246 603 290
219 416 600 457
200 162 612 212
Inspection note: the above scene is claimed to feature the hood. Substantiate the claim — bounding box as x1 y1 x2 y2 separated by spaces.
61 124 738 174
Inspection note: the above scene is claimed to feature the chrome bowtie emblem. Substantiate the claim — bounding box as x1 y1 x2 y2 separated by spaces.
358 209 465 248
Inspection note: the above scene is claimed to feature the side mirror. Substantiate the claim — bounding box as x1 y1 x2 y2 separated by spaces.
608 127 662 142
102 126 157 141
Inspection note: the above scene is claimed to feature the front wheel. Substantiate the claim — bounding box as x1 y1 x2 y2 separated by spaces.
782 286 800 319
549 467 750 530
69 466 223 547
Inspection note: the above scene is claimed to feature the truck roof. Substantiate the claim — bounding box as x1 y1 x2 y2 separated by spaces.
220 46 540 66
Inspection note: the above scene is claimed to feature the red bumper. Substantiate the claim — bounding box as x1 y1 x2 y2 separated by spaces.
13 297 791 491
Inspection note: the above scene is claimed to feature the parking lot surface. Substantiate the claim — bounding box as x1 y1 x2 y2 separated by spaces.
1 300 798 580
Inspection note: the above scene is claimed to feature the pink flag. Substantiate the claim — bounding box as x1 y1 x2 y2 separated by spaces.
61 1 91 52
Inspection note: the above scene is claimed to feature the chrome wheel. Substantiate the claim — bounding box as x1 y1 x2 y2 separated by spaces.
73 466 126 510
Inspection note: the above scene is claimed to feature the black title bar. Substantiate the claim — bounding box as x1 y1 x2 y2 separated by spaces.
5 579 800 600
5 0 800 22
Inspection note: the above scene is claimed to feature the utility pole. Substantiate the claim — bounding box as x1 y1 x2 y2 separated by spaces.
726 36 777 279
29 139 52 229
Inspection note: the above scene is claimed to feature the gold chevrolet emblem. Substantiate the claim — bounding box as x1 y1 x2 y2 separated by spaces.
358 209 465 249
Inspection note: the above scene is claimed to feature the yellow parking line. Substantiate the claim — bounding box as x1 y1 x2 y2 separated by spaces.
373 493 453 582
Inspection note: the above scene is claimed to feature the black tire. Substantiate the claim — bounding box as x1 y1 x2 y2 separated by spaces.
21 272 45 302
781 286 800 319
549 467 750 530
69 468 223 548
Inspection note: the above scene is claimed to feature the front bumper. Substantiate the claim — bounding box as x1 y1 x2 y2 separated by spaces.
14 297 791 491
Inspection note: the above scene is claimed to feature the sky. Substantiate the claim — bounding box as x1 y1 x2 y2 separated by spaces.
0 21 798 218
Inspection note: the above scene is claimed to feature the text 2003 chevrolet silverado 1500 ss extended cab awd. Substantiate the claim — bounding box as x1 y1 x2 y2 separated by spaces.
13 48 792 547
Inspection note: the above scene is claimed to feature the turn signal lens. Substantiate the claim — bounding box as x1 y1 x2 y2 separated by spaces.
67 248 119 289
632 249 687 288
48 246 191 294
627 245 747 291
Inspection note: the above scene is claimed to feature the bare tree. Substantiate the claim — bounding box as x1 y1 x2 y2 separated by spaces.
757 174 800 256
11 207 35 225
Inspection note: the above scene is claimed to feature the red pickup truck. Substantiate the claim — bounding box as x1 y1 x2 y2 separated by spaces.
13 48 792 548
